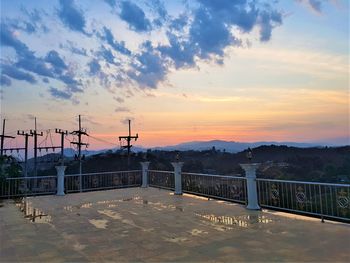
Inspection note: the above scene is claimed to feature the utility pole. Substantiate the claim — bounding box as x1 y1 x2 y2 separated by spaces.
119 119 138 168
30 118 43 177
17 131 33 177
0 119 15 156
55 129 68 165
71 115 88 192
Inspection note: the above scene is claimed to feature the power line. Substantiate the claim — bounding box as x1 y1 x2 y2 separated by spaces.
89 135 119 147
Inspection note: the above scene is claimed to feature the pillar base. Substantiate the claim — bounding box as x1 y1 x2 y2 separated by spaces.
246 204 260 210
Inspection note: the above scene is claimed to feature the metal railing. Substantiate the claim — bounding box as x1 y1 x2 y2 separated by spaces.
182 172 247 204
148 170 175 190
148 171 247 204
65 170 142 193
257 178 350 221
0 176 57 198
1 168 349 222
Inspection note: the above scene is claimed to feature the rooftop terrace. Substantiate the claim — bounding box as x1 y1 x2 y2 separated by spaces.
1 187 349 262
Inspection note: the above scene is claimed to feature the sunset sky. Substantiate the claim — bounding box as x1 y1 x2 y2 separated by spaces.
0 0 349 152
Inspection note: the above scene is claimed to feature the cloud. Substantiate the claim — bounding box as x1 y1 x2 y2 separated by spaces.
115 106 130 112
169 13 188 31
1 64 37 84
88 59 101 75
158 33 197 69
1 23 82 100
1 0 284 97
98 46 119 65
58 0 87 34
120 117 134 125
0 23 33 58
16 55 55 78
258 10 283 42
148 0 282 88
120 1 151 32
49 86 72 100
20 7 49 33
58 73 80 86
88 59 113 89
0 75 12 86
59 40 87 56
45 50 68 74
104 0 117 8
148 0 168 27
296 0 324 13
128 42 168 88
113 96 125 103
3 8 48 35
101 27 131 56
189 7 239 59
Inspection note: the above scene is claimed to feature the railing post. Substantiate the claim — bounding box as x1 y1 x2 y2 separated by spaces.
56 165 66 196
140 162 150 188
240 163 261 210
171 162 184 195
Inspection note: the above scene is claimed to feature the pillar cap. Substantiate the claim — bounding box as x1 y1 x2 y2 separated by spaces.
171 162 184 167
55 165 67 169
239 163 261 169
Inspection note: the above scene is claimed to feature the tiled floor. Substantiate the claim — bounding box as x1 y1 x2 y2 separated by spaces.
1 187 349 262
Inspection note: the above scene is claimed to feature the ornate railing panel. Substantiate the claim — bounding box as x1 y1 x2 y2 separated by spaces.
182 172 247 204
65 170 142 193
148 170 175 189
0 176 57 198
257 179 350 221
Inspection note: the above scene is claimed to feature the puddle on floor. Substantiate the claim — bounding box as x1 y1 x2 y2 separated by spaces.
88 219 109 229
163 236 188 243
195 213 273 228
97 209 154 232
188 228 209 236
17 199 52 224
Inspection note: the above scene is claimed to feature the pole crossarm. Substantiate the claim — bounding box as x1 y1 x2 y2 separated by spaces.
3 147 26 152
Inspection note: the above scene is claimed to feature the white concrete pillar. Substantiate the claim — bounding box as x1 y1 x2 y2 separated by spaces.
56 165 66 196
240 163 261 210
140 162 150 188
171 162 184 195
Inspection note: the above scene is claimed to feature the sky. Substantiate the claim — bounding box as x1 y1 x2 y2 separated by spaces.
0 0 349 153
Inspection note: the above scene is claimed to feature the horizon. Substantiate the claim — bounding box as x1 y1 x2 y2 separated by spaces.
1 0 349 153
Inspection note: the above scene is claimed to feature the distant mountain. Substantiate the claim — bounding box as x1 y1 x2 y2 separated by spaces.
151 140 323 153
63 148 109 157
56 140 343 158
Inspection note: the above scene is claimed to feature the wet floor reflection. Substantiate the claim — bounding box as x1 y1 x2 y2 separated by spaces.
17 199 52 224
195 213 273 228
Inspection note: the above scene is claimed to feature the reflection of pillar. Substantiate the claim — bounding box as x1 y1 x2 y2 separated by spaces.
171 162 184 195
140 162 150 188
56 166 66 196
240 163 261 210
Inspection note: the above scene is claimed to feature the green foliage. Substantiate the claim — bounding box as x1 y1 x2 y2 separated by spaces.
37 146 350 183
0 156 22 179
